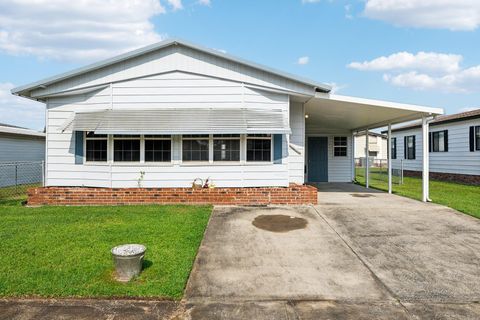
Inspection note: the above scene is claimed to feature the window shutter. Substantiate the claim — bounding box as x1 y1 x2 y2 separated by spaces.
273 134 283 164
429 132 432 153
444 130 448 152
412 136 416 159
75 131 84 164
470 126 475 152
404 136 407 159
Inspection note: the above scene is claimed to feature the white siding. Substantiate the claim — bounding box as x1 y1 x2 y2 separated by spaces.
354 134 388 160
305 129 353 182
288 102 305 184
391 118 480 176
0 134 45 163
32 45 314 98
45 72 290 188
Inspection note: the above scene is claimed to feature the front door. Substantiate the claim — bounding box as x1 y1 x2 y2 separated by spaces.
308 137 328 182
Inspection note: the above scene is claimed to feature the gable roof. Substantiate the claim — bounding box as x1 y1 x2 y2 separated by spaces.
12 38 331 97
383 108 480 133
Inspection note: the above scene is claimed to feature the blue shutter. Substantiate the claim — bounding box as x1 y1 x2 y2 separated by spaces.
75 131 84 164
273 134 282 164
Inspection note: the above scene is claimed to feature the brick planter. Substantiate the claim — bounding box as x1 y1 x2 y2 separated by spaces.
27 184 318 206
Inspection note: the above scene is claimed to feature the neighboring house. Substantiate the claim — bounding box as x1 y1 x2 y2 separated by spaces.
0 123 45 163
384 109 480 184
354 132 388 161
12 39 442 193
0 123 45 187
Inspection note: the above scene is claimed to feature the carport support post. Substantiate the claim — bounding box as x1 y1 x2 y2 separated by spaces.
422 116 430 202
387 124 392 194
365 128 369 188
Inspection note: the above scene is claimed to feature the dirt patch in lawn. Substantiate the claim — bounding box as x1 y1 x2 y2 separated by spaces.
252 214 308 233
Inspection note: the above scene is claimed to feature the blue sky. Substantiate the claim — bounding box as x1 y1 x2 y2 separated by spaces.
1 0 479 130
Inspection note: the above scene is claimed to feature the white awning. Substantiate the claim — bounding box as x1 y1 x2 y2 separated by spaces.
61 108 290 134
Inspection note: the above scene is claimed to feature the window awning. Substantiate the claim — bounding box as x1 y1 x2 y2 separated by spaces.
61 108 291 134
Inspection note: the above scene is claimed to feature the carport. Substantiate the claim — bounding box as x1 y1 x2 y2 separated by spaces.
304 93 443 201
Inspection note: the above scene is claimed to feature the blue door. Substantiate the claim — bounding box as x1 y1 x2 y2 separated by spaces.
308 137 328 182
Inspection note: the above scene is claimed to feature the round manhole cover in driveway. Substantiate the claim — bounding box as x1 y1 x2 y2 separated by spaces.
252 214 308 233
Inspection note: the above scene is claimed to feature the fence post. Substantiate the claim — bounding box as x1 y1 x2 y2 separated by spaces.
41 160 45 187
15 164 18 187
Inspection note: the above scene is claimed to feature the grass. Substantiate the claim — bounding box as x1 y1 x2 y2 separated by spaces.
0 200 212 299
355 167 480 219
0 183 39 205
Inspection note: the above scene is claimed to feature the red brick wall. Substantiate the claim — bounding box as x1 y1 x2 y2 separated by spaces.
403 170 480 185
27 184 318 206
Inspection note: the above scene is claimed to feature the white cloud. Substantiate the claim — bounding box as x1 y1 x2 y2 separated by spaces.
297 56 310 65
0 83 45 130
0 0 166 62
364 0 480 31
198 0 211 5
167 0 183 11
348 52 462 74
302 0 322 3
350 51 480 93
325 82 346 94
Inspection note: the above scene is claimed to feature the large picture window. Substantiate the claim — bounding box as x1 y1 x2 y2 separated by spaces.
182 135 209 161
431 130 448 152
333 137 347 157
85 132 107 162
405 135 416 160
114 135 140 162
145 135 171 162
213 134 240 161
246 134 271 162
391 137 397 159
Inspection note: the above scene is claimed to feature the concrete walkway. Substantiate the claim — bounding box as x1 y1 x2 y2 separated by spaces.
185 183 480 319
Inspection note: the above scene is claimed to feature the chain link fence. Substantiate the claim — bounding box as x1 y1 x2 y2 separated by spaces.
355 157 404 186
0 161 44 202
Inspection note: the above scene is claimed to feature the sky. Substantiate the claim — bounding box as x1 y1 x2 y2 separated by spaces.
1 0 480 130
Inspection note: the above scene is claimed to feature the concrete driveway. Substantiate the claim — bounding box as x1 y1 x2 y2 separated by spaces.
185 183 480 319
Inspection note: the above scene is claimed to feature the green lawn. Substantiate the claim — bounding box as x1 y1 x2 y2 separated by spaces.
0 200 211 299
355 167 480 219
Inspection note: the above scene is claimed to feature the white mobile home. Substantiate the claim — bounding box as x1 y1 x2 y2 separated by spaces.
386 110 480 184
12 39 442 201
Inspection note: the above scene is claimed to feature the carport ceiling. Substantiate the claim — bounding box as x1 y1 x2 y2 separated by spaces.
305 94 443 131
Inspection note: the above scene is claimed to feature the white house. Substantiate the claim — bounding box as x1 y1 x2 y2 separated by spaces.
12 39 443 201
354 132 387 161
385 109 480 184
0 123 45 187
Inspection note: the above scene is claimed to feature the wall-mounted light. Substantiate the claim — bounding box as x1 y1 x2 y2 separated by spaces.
305 114 309 119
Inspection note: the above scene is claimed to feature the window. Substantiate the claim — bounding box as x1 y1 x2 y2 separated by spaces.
213 134 240 161
246 134 272 162
182 135 209 161
145 135 171 162
405 135 415 160
476 127 480 151
114 135 140 162
431 130 448 152
391 137 397 159
333 137 347 157
85 132 107 162
368 151 378 157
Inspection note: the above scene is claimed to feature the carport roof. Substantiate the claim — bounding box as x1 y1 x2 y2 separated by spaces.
305 94 444 132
